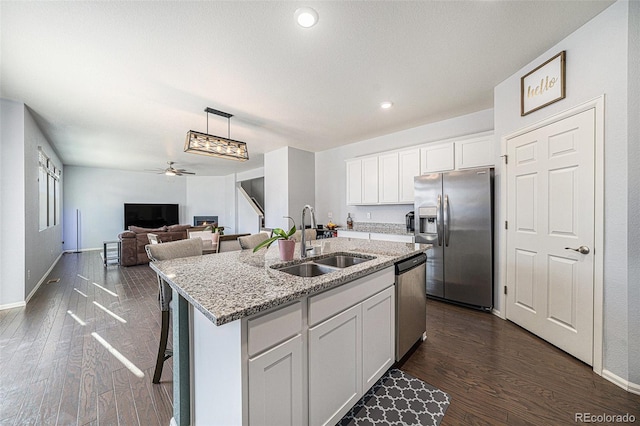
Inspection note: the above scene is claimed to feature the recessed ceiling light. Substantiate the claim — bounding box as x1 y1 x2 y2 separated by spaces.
380 101 394 109
295 7 318 28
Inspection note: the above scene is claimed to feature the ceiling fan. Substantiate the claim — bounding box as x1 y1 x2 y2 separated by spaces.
152 161 196 176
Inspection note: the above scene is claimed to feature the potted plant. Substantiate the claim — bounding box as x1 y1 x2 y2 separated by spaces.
253 220 297 261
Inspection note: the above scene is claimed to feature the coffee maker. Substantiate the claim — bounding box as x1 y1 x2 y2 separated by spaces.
405 211 415 232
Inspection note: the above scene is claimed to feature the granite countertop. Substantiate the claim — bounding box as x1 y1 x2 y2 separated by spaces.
150 237 430 326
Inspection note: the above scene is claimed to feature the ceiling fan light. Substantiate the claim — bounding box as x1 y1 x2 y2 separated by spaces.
165 170 176 176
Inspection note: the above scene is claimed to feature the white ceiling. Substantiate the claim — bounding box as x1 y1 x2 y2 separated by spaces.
1 1 613 176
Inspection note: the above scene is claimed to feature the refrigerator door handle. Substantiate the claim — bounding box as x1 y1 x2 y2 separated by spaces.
436 194 443 246
444 194 450 247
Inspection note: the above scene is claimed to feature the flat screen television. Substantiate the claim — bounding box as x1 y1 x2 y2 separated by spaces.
124 203 179 229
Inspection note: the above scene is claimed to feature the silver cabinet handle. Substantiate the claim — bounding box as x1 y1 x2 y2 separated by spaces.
444 195 450 247
565 246 590 255
436 195 442 246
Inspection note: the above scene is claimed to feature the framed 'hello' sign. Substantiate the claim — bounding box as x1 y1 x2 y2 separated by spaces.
521 51 566 116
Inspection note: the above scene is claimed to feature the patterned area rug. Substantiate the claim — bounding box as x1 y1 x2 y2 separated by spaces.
338 369 450 426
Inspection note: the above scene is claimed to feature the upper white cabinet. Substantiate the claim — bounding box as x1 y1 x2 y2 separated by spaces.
420 142 455 174
455 134 495 169
361 157 379 204
346 157 379 205
346 160 363 205
378 152 399 203
399 148 420 203
346 131 494 205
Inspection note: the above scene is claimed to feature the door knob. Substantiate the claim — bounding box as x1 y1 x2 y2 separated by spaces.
565 245 590 254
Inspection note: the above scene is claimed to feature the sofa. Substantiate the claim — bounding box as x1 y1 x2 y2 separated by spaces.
118 224 193 266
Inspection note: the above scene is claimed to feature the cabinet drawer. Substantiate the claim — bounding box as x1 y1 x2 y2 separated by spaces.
247 301 302 357
308 268 394 327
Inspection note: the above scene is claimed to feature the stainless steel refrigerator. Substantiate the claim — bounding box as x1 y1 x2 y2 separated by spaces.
414 168 494 309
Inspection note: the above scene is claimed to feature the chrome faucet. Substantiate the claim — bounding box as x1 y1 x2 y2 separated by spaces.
301 205 317 258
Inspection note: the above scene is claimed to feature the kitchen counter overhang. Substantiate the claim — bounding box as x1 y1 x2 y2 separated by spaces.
149 237 431 326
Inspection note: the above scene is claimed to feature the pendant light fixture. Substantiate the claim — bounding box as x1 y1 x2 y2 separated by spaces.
184 107 249 161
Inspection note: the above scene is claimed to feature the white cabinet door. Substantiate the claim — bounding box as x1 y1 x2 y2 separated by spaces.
346 159 363 205
249 334 304 426
399 148 420 203
420 142 454 174
361 157 379 204
378 152 399 203
455 134 495 169
362 287 395 390
308 304 362 426
369 233 414 243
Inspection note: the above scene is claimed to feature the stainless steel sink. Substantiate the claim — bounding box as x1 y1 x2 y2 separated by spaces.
313 255 372 268
275 263 339 277
273 253 375 277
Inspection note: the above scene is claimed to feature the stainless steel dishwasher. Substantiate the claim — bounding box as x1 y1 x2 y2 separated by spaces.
395 252 427 361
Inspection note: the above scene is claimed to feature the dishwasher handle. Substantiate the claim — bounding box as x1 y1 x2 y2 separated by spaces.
395 253 427 275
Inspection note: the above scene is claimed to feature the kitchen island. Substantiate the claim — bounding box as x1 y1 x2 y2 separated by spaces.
150 237 430 426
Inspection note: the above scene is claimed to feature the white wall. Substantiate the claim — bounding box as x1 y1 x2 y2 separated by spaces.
0 100 63 307
314 109 493 226
0 99 26 307
494 0 633 382
63 166 187 250
24 106 64 299
626 0 640 386
264 147 289 229
185 175 228 227
264 147 315 230
288 147 315 228
224 173 237 234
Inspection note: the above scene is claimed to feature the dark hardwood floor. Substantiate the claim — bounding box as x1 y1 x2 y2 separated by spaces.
2 251 639 425
400 300 640 426
0 251 173 425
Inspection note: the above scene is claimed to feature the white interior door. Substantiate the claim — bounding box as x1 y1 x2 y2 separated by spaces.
506 108 595 365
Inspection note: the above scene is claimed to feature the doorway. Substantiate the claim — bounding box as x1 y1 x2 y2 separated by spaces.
500 97 604 372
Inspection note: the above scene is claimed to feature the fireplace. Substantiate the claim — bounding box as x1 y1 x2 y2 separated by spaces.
194 216 218 226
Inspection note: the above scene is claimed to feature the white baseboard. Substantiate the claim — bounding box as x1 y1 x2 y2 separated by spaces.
602 369 640 395
0 301 26 311
492 308 504 319
25 251 65 304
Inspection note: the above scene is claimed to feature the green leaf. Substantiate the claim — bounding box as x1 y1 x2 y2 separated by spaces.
253 236 280 252
252 225 298 252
